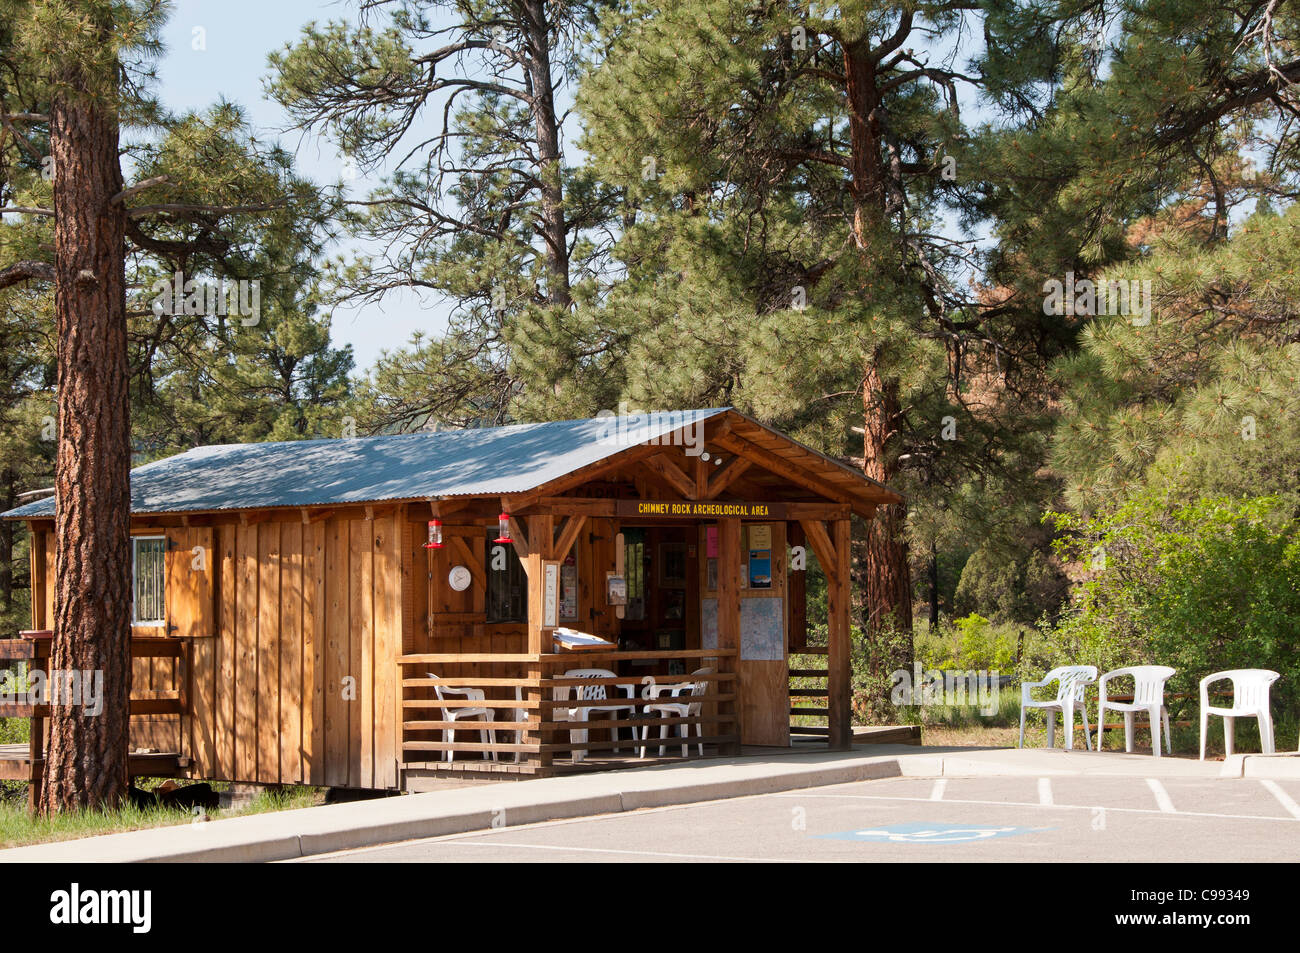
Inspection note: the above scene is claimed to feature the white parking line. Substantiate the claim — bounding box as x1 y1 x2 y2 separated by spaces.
1038 778 1053 805
930 779 947 801
440 841 803 862
1146 778 1176 813
775 791 1300 824
1260 780 1300 819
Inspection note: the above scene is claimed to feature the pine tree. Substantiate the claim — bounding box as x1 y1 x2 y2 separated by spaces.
268 0 619 430
1053 202 1300 513
572 0 1097 683
0 0 332 812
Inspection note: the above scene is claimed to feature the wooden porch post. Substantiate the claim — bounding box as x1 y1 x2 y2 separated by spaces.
828 518 852 750
524 514 553 769
717 518 741 755
787 522 807 651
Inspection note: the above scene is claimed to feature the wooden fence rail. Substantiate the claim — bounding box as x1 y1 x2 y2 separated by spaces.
0 635 192 810
789 649 829 737
397 649 740 773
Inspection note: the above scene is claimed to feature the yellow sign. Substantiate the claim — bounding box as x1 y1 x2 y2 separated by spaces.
617 500 784 519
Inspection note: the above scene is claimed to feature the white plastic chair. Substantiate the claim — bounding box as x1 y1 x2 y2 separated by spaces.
498 685 529 764
1096 666 1175 757
1199 669 1280 760
554 668 637 762
426 672 496 763
639 668 713 758
1019 666 1097 750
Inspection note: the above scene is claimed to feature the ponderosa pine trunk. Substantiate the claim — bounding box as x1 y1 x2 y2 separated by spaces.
521 0 571 310
845 36 914 657
39 63 132 814
0 469 13 615
862 360 913 640
928 542 940 630
844 39 886 249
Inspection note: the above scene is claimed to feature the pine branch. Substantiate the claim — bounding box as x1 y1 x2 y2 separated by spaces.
111 174 171 205
125 200 285 219
0 113 45 162
1156 59 1300 147
0 260 55 290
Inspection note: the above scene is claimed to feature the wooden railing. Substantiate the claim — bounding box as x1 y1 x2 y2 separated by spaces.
398 649 740 771
0 634 190 809
789 646 830 738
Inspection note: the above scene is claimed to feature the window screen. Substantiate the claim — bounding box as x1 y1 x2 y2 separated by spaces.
132 536 167 625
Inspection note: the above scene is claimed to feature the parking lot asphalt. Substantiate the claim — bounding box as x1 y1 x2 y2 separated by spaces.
297 773 1300 863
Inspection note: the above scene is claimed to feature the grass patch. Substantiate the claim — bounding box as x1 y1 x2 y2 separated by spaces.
0 781 325 849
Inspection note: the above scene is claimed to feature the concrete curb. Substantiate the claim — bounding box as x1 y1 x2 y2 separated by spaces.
0 751 906 863
1220 752 1300 779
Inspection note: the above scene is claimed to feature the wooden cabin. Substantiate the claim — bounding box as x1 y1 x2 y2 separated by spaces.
1 408 902 792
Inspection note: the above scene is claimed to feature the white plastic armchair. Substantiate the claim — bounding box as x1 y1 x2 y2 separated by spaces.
1096 666 1176 757
1199 669 1280 760
554 668 637 762
426 673 496 763
639 668 714 758
496 685 529 765
1019 666 1097 750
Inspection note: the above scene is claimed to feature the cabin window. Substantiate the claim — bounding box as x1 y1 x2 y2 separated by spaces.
559 554 579 622
132 536 167 626
624 528 646 621
486 531 527 624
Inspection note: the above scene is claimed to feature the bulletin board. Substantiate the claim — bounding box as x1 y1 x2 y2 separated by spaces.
740 597 785 660
699 596 785 660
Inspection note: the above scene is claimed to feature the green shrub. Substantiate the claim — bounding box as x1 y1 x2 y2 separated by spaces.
915 613 1023 672
1048 495 1300 714
954 547 1069 625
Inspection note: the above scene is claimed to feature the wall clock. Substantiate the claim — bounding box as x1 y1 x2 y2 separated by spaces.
448 565 472 592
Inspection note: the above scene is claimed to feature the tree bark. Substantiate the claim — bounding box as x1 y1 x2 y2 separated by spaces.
521 0 570 310
0 469 13 613
40 66 132 813
862 359 913 645
845 35 914 656
843 38 886 250
928 542 939 630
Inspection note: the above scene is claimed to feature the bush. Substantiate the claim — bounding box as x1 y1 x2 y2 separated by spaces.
848 623 913 723
1047 495 1300 714
953 546 1069 626
915 613 1023 672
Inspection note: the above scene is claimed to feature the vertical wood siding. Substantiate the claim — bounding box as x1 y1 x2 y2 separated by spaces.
45 512 403 789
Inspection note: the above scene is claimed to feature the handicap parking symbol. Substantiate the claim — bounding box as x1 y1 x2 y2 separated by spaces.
818 822 1051 844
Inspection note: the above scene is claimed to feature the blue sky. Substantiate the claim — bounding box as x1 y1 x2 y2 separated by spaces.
154 0 448 371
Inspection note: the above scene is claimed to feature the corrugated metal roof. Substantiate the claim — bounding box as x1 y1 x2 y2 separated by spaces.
2 409 729 519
